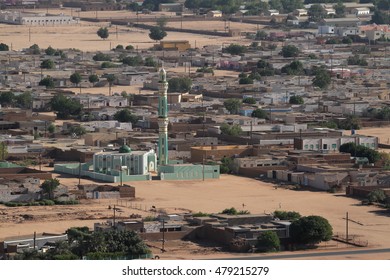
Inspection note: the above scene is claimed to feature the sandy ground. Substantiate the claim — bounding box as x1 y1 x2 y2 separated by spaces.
1 173 390 259
358 127 390 145
0 10 253 52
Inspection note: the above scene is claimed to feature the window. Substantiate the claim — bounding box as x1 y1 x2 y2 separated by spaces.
323 144 328 150
310 144 314 150
316 144 319 149
371 143 375 148
332 144 337 150
304 144 308 149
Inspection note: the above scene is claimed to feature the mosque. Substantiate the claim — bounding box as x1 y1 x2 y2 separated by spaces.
54 68 220 183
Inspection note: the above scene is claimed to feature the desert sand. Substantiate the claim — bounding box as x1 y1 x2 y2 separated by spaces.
1 173 390 259
0 19 252 53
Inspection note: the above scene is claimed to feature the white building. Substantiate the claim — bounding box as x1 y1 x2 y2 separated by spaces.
318 25 335 35
0 11 79 25
295 135 378 152
352 7 370 16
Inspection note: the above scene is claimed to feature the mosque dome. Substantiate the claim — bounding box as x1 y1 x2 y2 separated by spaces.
119 144 132 153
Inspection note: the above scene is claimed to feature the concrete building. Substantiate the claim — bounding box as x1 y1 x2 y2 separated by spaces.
160 40 191 52
294 135 378 152
293 9 307 17
0 11 79 25
159 3 183 12
207 10 223 18
352 7 370 16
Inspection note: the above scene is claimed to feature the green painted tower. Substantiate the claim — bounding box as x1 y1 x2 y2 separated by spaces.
158 68 169 166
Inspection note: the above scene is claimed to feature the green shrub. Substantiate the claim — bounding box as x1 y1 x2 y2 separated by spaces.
192 212 210 217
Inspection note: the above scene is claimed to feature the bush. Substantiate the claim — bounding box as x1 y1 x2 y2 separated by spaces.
290 216 333 245
54 200 79 205
256 231 280 252
221 207 238 215
274 210 301 221
192 212 210 217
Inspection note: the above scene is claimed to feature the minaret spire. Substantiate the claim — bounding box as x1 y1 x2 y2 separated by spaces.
157 67 169 166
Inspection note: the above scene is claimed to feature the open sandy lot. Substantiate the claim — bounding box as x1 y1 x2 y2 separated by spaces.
0 10 253 53
358 127 390 145
1 173 389 259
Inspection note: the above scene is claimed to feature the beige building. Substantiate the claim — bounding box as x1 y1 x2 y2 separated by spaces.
160 40 191 51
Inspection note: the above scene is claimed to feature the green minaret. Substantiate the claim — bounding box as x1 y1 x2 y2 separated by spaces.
158 68 169 166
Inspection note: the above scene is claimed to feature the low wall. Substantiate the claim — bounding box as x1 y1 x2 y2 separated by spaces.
140 230 192 242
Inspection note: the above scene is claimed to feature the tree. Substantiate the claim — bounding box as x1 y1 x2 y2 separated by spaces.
127 2 141 11
251 108 268 119
274 210 301 221
50 94 83 119
220 157 233 174
281 60 304 75
39 76 55 88
290 215 333 245
334 2 346 17
224 98 242 114
143 0 174 11
70 72 82 88
281 45 299 58
308 4 327 22
15 92 32 109
48 124 56 134
101 62 117 69
28 44 41 55
0 142 8 161
0 43 9 51
115 44 124 51
168 77 192 93
220 123 242 136
312 67 331 89
144 57 157 67
256 59 275 76
97 27 109 40
338 115 361 130
371 9 390 25
149 26 167 41
339 142 380 163
83 230 150 259
238 73 253 84
45 46 56 56
289 95 304 104
224 44 247 55
255 30 268 40
88 74 99 85
121 55 143 66
367 189 387 204
93 52 111 61
342 36 353 44
106 74 116 96
347 55 368 66
156 17 168 29
40 178 60 200
114 109 139 125
0 91 15 107
256 231 280 252
126 45 134 50
243 97 256 104
40 59 55 69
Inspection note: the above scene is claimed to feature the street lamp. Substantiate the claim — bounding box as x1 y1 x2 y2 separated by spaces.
120 165 128 186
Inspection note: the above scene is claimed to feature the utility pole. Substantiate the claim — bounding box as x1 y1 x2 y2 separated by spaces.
346 212 349 243
161 218 165 252
113 205 116 229
78 158 81 187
